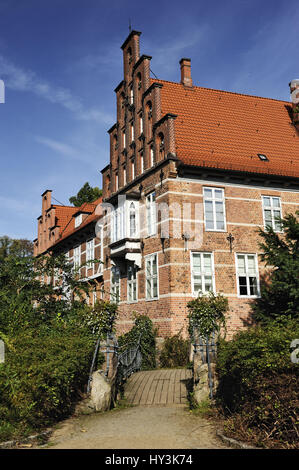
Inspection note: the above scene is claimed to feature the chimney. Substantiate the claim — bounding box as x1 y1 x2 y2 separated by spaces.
289 79 299 127
180 58 192 87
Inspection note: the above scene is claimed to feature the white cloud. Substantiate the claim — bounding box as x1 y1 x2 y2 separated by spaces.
0 55 113 124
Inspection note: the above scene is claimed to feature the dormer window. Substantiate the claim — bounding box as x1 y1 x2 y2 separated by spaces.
75 214 82 228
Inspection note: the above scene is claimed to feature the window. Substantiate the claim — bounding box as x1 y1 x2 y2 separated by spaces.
131 122 134 142
123 165 127 186
75 214 82 228
129 85 133 105
203 187 226 231
150 146 154 167
86 239 94 268
111 266 120 302
262 196 282 231
131 159 135 180
146 191 156 236
139 114 143 134
236 254 259 297
146 254 158 300
140 152 144 173
115 172 118 191
191 252 214 296
111 203 125 243
127 263 137 302
158 132 165 159
122 130 126 149
129 202 137 237
73 245 81 269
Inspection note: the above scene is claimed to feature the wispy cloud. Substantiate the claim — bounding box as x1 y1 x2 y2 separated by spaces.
0 55 113 124
34 135 98 165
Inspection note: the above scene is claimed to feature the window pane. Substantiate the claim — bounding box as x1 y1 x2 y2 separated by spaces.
237 255 246 274
249 277 258 296
239 276 248 296
193 254 201 270
152 256 157 275
272 198 280 208
263 196 270 207
203 254 212 272
214 189 223 199
153 278 158 298
247 256 256 276
204 188 212 198
146 279 151 298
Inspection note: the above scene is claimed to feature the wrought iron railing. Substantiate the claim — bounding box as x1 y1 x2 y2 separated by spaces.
116 334 142 388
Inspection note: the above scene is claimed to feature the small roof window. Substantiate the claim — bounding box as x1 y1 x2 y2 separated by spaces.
75 214 82 228
258 153 269 161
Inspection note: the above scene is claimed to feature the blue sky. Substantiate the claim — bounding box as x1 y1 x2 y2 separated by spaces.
0 0 299 240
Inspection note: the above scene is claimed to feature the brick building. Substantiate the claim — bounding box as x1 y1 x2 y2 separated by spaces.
34 30 299 338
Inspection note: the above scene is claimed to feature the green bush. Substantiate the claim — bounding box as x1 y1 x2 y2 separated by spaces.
0 323 104 441
159 332 190 368
216 320 299 448
118 315 157 370
187 292 228 339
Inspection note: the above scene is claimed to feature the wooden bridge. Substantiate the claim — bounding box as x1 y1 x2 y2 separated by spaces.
123 368 192 406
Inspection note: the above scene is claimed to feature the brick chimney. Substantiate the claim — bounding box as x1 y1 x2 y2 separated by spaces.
289 79 299 128
180 58 192 87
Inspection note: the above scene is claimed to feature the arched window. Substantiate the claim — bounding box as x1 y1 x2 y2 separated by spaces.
129 202 136 237
158 132 165 160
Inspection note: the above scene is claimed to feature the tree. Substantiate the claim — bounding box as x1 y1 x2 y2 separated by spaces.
0 236 33 260
69 182 102 207
253 211 299 324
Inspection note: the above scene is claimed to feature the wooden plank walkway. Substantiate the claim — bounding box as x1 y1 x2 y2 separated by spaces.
124 368 192 406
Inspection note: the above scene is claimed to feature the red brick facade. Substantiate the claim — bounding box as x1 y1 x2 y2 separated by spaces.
34 30 299 339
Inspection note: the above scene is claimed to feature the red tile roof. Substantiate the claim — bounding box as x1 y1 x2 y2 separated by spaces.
52 197 103 246
155 79 299 178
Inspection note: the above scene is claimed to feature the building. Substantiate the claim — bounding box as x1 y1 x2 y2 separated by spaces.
34 30 299 338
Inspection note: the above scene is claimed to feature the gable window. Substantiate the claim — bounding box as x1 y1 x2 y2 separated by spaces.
129 85 133 105
139 114 143 135
127 263 137 302
131 122 134 142
140 152 144 174
146 254 158 300
191 252 214 296
86 239 94 268
158 132 165 160
122 129 126 149
150 146 154 167
111 266 120 302
115 172 119 191
123 165 127 186
203 187 226 231
131 159 135 180
236 254 259 297
262 196 282 231
75 214 82 228
146 191 156 236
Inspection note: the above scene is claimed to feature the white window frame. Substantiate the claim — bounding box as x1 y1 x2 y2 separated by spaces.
111 266 120 302
235 253 260 298
129 202 137 237
262 196 282 232
145 253 159 300
191 252 215 296
86 239 94 269
73 245 81 269
146 191 157 236
127 263 138 303
75 214 82 228
203 187 226 232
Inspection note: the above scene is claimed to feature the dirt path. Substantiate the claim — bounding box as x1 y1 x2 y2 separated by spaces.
46 405 227 449
43 369 226 449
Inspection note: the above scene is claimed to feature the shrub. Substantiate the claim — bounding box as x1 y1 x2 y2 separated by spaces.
159 332 190 368
0 323 104 441
118 315 157 370
187 292 228 339
216 320 299 448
